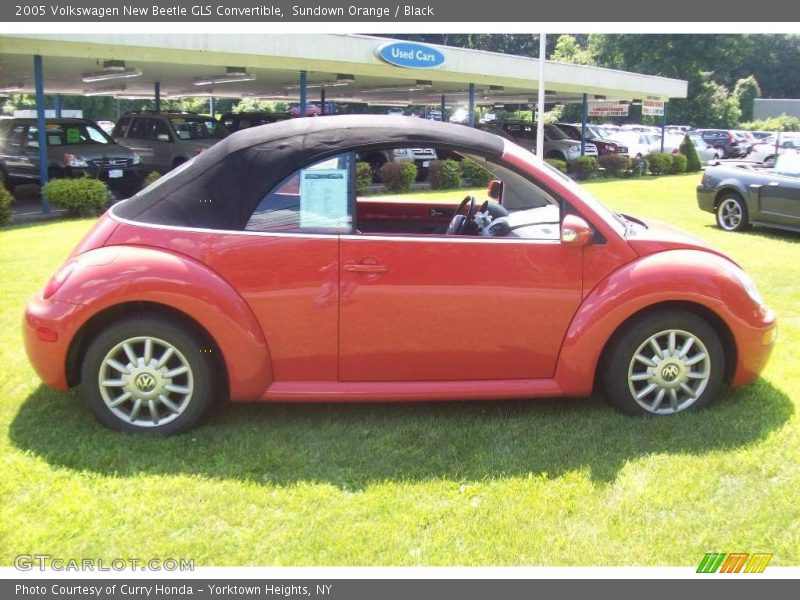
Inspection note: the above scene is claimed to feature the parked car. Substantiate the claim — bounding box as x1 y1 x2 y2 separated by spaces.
487 120 598 162
661 132 721 164
748 133 800 166
556 123 628 156
695 129 746 159
697 150 800 233
608 131 661 160
112 111 228 174
288 103 322 117
732 130 759 155
24 116 775 433
0 117 142 192
219 111 291 132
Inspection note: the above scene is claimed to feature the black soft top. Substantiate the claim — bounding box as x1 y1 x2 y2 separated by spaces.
113 115 506 231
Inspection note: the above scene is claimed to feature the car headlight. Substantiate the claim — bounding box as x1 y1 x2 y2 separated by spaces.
393 148 409 156
64 153 89 168
733 268 764 306
132 153 141 165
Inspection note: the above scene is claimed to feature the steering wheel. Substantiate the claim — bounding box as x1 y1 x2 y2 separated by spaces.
445 195 477 235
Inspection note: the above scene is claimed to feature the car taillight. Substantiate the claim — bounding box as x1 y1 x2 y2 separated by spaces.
42 261 76 300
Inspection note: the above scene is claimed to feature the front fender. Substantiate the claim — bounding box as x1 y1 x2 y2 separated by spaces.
53 245 272 400
554 249 769 396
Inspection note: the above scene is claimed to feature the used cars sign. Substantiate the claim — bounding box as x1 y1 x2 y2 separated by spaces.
376 42 445 69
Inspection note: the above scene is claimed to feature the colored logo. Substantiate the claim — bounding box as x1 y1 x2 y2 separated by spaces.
134 373 156 393
376 42 445 69
697 552 772 573
661 364 680 382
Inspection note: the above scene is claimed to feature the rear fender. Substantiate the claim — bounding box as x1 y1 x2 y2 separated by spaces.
55 245 272 400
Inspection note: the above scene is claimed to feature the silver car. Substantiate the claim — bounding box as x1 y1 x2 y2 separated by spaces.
112 112 228 174
486 121 597 163
0 117 142 191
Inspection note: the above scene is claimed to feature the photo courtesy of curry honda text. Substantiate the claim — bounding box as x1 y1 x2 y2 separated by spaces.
23 117 777 434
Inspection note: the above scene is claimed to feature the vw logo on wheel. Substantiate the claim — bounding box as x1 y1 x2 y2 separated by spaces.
134 373 156 393
661 364 681 382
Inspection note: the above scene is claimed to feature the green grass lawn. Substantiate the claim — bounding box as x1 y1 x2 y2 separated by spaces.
1 173 798 566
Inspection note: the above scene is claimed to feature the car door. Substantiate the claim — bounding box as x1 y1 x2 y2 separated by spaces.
339 160 584 382
755 160 800 226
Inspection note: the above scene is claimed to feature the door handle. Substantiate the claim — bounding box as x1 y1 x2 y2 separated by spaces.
344 263 388 274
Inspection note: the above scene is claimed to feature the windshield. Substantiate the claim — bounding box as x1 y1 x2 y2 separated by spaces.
169 117 228 140
29 122 113 146
502 140 626 237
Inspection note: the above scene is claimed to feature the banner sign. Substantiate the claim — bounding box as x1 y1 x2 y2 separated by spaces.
588 102 630 117
642 99 666 116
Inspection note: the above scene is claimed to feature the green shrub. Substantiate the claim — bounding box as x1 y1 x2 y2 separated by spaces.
679 135 702 172
670 153 688 174
0 186 12 225
645 152 673 175
42 177 109 216
597 153 631 177
460 158 494 187
428 159 462 190
356 162 373 194
571 156 598 180
142 171 162 188
544 158 568 173
738 114 800 132
379 161 417 193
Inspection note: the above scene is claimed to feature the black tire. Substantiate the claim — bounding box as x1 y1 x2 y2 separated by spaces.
764 155 776 167
715 192 749 232
602 308 725 416
80 315 216 434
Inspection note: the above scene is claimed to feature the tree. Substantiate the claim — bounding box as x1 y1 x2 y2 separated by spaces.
733 76 761 122
551 35 594 66
679 134 702 172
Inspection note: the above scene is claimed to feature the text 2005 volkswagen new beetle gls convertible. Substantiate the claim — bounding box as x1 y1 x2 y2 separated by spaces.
24 116 777 434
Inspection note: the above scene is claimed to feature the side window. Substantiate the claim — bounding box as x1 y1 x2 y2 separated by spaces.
9 125 26 148
128 118 153 140
352 147 559 240
112 116 132 138
151 119 171 142
245 154 353 233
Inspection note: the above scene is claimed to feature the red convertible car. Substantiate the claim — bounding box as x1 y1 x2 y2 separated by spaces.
24 116 776 434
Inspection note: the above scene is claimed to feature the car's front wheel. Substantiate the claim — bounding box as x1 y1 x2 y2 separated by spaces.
716 193 749 232
602 308 725 415
81 316 216 434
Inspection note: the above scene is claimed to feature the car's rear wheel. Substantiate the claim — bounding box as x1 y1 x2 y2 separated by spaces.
81 316 215 434
764 155 776 167
716 193 749 232
602 308 724 416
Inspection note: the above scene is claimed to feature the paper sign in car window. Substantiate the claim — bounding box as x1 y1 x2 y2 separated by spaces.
66 128 81 144
299 168 350 230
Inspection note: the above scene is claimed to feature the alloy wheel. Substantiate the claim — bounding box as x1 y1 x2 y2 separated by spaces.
97 336 194 427
627 329 711 414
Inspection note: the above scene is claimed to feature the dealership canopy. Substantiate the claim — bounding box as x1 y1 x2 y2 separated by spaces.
0 33 687 106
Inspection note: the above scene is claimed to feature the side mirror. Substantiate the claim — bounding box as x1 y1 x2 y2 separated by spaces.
560 214 593 247
156 133 171 142
487 179 503 202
